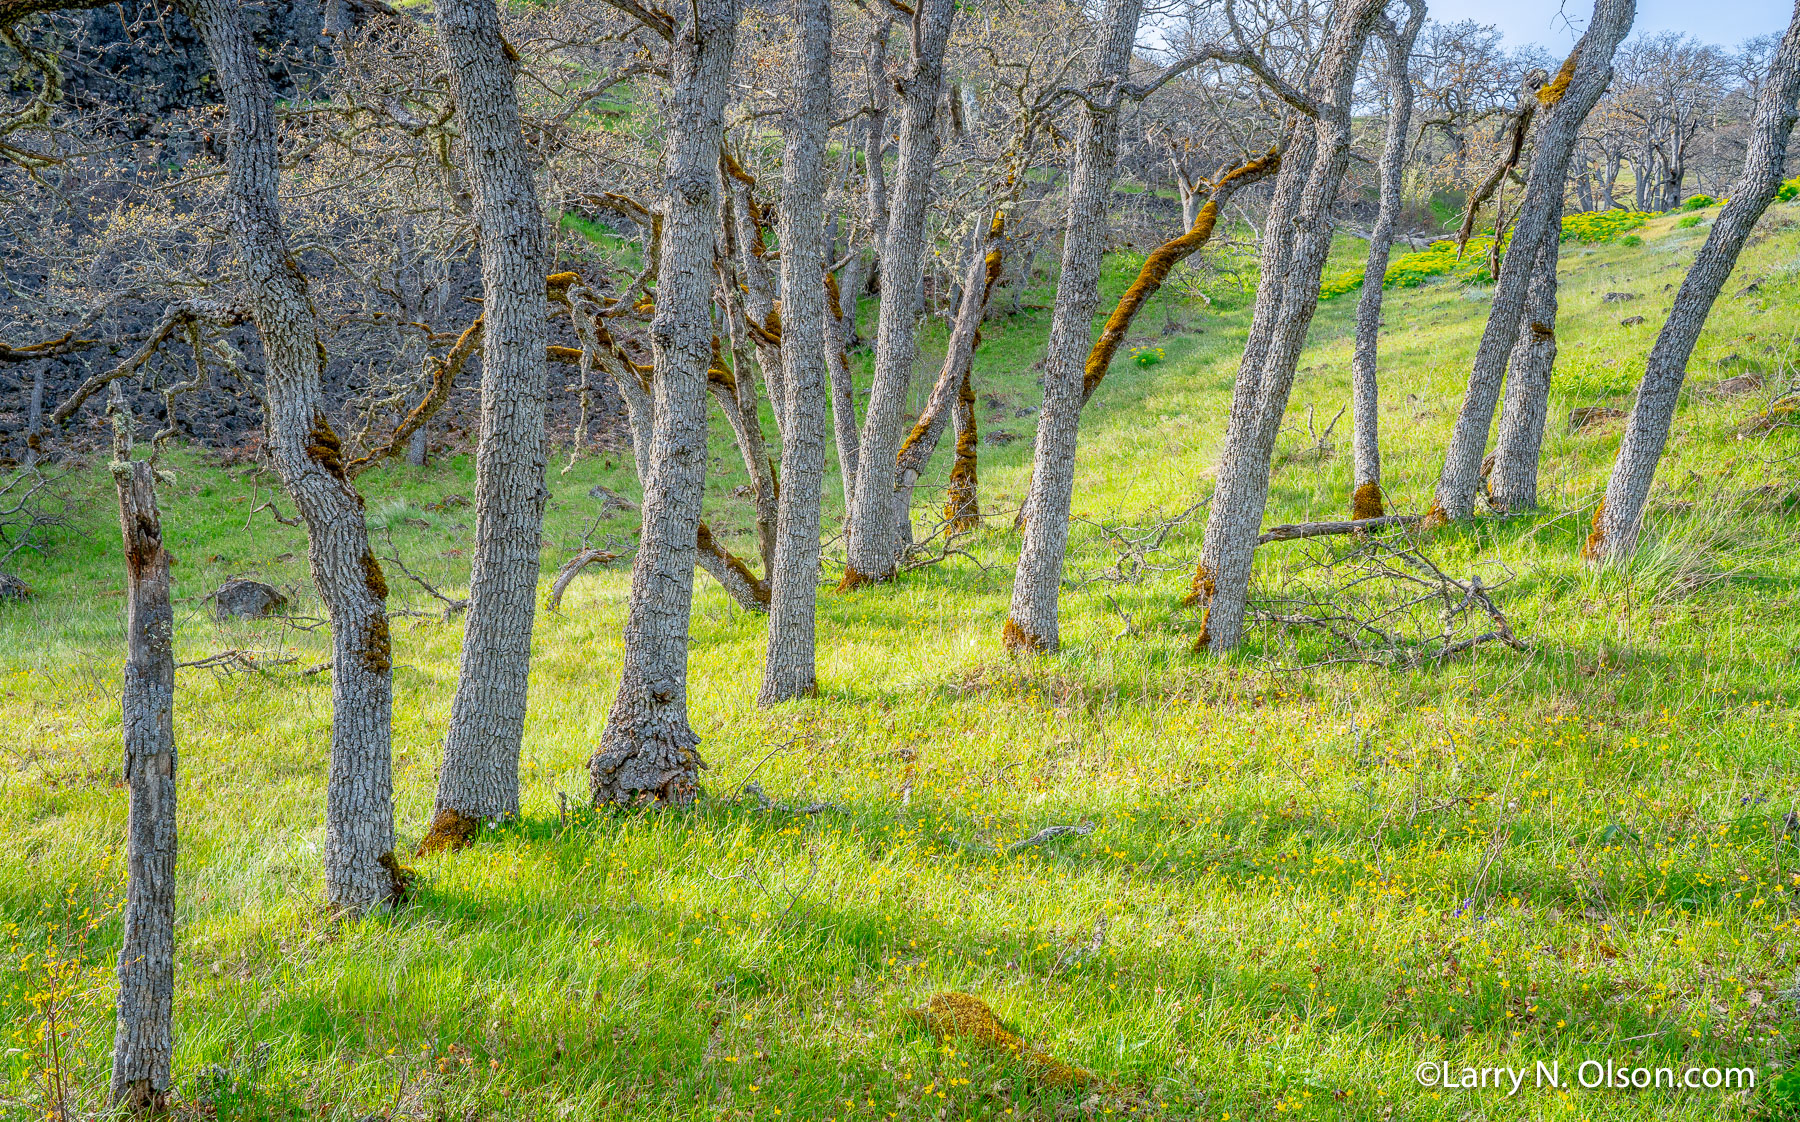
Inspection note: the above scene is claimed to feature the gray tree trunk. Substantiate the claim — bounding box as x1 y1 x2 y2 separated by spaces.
1429 0 1636 522
1349 1 1425 520
1487 197 1564 512
405 424 429 467
25 363 45 465
760 0 832 704
1001 0 1143 652
839 0 956 588
589 0 740 805
1590 4 1800 561
109 453 175 1114
431 0 551 840
1190 0 1388 654
185 0 400 912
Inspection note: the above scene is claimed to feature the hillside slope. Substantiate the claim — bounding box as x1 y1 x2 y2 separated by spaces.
4 202 1800 1119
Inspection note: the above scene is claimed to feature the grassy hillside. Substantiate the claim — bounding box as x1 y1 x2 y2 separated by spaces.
5 201 1800 1120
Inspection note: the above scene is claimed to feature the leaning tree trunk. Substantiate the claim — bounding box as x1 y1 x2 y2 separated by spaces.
589 0 739 805
839 0 956 588
1428 0 1636 523
891 210 1005 544
429 0 551 844
109 443 176 1114
943 365 980 530
1002 0 1144 653
1349 0 1425 520
1188 0 1388 654
760 0 831 705
1589 3 1800 561
1486 194 1564 513
185 0 400 911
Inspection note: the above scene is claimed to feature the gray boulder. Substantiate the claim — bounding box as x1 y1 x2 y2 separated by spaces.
212 578 289 621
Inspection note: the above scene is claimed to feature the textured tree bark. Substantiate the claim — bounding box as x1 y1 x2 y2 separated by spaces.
839 0 956 588
1349 2 1425 520
840 14 892 357
589 0 739 805
759 0 831 705
1487 200 1563 513
430 0 552 841
890 210 1005 543
1427 0 1635 523
109 455 175 1114
1002 0 1144 653
405 424 429 467
1188 0 1387 654
185 0 401 912
1590 5 1800 561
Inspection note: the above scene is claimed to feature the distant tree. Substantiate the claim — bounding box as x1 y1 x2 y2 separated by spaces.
1613 32 1731 210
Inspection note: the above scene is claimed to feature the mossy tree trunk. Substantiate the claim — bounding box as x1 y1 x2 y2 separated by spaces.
589 0 740 805
891 210 1005 546
1590 5 1800 561
1003 0 1145 653
839 0 956 588
185 0 399 912
1487 196 1563 513
1187 0 1388 654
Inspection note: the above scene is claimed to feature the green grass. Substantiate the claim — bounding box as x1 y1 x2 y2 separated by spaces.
6 202 1800 1120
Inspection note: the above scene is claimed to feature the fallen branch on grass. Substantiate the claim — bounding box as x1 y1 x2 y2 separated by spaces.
176 648 297 674
1256 514 1419 545
1250 537 1526 670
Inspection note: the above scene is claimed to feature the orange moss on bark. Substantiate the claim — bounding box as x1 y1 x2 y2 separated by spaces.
1082 148 1278 403
1352 480 1384 520
836 565 877 592
1538 50 1577 106
1581 499 1607 561
944 369 980 531
697 520 770 604
1002 617 1052 653
417 808 482 855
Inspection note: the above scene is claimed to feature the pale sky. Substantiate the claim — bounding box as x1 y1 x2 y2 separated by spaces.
1425 0 1794 50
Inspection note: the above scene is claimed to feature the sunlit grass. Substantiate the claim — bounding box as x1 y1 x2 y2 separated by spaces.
4 204 1800 1118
